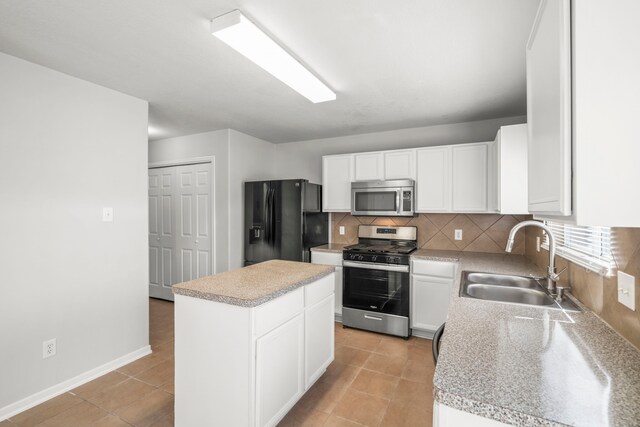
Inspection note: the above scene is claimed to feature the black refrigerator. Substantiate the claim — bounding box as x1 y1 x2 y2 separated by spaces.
244 179 328 266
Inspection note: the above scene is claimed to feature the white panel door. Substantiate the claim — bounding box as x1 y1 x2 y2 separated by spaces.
384 150 416 180
353 152 383 181
452 143 488 212
149 167 177 300
149 163 213 301
322 155 353 211
255 313 305 427
416 147 451 212
526 0 571 215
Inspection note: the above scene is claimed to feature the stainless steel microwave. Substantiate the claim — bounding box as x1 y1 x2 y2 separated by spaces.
351 179 415 217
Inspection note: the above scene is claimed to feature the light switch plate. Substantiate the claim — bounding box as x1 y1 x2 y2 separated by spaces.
339 226 345 235
102 207 114 222
617 271 636 311
454 229 463 241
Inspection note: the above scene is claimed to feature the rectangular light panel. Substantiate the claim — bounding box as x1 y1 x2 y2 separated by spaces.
211 10 336 103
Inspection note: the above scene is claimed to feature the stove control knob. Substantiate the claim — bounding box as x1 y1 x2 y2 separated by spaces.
371 256 377 262
357 255 364 261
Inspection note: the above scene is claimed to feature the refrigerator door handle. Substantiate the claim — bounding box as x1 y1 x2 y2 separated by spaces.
270 188 276 246
264 185 271 244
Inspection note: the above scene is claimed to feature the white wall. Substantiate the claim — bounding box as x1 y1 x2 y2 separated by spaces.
274 116 527 183
148 129 231 273
228 130 277 269
0 53 149 413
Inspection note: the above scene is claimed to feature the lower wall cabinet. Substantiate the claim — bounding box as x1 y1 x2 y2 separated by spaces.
175 273 335 427
311 251 343 318
411 259 456 337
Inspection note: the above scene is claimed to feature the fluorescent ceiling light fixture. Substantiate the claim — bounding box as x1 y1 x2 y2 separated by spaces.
211 10 336 103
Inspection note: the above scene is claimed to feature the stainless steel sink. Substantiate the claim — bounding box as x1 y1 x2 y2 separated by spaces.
460 271 581 311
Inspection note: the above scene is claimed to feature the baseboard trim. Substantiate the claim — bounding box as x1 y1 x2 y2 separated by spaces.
411 329 435 340
0 345 152 421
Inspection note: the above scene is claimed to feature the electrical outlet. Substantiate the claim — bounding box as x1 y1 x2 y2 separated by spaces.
43 338 56 359
339 226 345 235
618 271 636 311
454 229 463 241
102 207 113 222
536 236 541 252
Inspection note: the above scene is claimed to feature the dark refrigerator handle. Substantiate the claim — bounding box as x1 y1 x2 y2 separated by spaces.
269 188 276 245
264 186 271 244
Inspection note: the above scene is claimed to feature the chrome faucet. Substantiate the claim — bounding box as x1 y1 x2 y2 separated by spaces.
505 220 561 294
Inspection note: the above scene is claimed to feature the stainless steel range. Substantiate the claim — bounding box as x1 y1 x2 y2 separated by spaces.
342 225 417 338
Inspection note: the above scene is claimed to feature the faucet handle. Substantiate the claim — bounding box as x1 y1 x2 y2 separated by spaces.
549 266 568 282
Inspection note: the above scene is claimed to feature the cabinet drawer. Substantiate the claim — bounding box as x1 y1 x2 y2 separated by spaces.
412 260 456 278
311 251 342 266
305 273 334 307
254 287 304 338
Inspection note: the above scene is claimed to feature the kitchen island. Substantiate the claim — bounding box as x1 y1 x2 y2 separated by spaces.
172 260 335 427
424 251 640 427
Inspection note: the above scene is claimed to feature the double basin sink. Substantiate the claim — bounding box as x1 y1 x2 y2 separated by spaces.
460 271 580 311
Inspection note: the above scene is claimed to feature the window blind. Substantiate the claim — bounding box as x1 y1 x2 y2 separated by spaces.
541 221 615 276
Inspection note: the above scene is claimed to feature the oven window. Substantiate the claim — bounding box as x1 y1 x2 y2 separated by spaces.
343 266 409 316
355 191 397 212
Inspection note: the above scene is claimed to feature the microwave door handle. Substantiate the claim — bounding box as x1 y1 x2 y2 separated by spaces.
396 190 401 214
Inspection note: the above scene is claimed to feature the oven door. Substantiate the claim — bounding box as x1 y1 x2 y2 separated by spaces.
351 187 401 216
342 261 410 317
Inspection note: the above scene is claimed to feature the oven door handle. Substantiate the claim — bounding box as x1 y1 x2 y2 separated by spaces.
343 260 409 273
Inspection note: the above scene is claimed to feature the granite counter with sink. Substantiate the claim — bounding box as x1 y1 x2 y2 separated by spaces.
430 251 640 426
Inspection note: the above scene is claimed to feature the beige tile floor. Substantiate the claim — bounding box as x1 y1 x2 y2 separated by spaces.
2 298 435 427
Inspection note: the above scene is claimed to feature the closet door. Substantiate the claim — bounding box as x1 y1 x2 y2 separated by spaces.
149 163 213 301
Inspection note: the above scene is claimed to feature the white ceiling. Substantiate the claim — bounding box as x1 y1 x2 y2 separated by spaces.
0 0 539 143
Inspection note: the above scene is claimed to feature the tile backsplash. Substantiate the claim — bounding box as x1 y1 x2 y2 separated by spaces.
331 213 530 255
525 227 640 351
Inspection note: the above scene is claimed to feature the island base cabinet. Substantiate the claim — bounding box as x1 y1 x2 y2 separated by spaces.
434 402 511 427
256 314 305 427
305 294 335 388
175 273 335 427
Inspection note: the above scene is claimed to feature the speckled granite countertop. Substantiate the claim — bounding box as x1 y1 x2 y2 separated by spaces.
172 260 334 307
310 243 349 253
433 252 640 426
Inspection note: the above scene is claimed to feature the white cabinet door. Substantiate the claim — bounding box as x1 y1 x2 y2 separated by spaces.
310 252 343 316
334 266 343 316
384 149 416 180
416 147 451 212
411 275 453 332
304 295 335 389
498 124 528 214
322 155 353 211
452 143 488 212
255 313 305 427
526 0 571 216
354 152 383 181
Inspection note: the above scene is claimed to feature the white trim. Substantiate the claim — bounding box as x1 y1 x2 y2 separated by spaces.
411 329 436 340
0 346 151 421
148 156 213 168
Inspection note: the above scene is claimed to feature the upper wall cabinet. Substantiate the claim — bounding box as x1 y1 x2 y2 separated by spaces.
451 143 488 212
488 124 529 214
416 146 451 212
527 0 640 226
322 154 353 212
526 0 572 216
353 152 383 181
384 149 416 180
